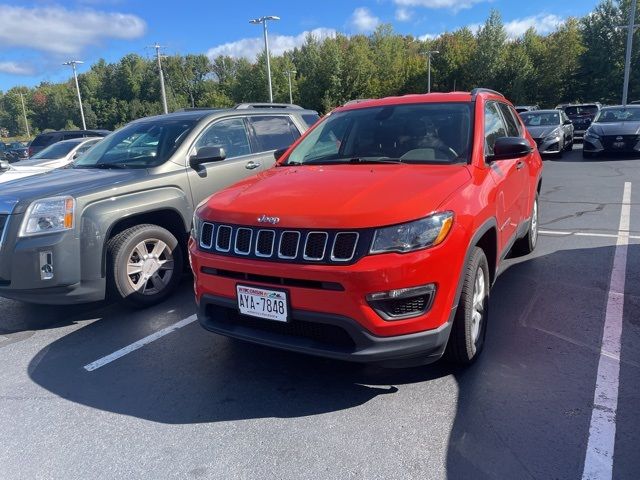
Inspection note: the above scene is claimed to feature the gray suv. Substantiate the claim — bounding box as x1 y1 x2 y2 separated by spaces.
0 104 319 306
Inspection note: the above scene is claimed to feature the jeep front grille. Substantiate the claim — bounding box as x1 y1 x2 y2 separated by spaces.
199 223 367 265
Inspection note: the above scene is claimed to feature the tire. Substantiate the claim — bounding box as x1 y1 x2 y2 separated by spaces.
512 194 539 257
446 247 490 365
565 137 574 151
107 224 184 307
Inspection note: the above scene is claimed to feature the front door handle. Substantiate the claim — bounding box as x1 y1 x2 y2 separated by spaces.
516 160 525 170
245 161 261 170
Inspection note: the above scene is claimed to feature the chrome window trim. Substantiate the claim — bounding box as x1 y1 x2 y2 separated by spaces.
278 231 301 259
234 227 253 255
303 231 328 261
330 232 359 262
199 222 215 249
215 225 233 252
255 229 276 257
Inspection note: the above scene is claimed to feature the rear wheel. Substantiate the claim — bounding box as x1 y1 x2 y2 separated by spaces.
446 247 490 365
107 224 184 307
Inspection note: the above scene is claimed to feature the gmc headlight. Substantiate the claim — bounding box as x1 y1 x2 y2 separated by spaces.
370 212 454 254
20 196 75 236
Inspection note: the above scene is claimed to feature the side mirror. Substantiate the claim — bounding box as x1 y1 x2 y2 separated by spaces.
489 137 532 161
563 119 572 125
274 147 289 161
189 146 226 169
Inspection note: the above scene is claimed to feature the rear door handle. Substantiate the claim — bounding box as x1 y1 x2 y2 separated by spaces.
516 160 525 170
245 161 261 170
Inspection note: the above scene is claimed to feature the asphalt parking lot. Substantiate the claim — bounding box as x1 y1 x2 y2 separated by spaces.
1 144 639 480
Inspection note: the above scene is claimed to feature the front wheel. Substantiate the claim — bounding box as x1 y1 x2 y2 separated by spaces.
446 247 490 365
512 194 539 257
107 224 184 307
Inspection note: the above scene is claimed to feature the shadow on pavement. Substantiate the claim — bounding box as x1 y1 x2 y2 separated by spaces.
24 244 640 477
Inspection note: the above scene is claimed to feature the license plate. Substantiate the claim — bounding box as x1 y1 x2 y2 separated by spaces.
613 141 625 148
237 285 288 322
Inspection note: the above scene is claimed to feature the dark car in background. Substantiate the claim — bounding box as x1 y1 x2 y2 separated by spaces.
28 129 111 157
583 105 640 158
559 103 601 139
515 105 539 113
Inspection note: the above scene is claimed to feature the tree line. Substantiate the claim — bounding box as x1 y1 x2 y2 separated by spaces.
0 0 638 137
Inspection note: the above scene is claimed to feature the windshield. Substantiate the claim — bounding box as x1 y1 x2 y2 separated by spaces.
564 105 599 117
30 141 79 159
284 103 471 165
521 112 560 127
593 107 640 123
74 119 196 168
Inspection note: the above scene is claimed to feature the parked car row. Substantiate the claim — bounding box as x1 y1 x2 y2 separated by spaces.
0 91 543 367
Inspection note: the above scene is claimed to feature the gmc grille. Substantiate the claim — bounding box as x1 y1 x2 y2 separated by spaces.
199 223 365 265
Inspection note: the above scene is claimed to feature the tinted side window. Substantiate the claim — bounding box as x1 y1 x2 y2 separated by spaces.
484 102 508 156
302 114 320 127
250 116 300 152
195 117 251 160
31 134 54 147
497 103 521 137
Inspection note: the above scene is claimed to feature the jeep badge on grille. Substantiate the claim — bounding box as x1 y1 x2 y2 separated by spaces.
257 214 280 225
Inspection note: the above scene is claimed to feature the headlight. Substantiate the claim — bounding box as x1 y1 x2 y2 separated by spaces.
20 196 75 236
191 211 199 240
544 128 562 141
370 212 454 254
585 130 600 140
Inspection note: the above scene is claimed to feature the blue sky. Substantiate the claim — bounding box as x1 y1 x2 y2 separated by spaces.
0 0 602 91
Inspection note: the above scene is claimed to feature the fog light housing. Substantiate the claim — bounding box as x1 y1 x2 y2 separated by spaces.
366 284 436 320
39 251 53 280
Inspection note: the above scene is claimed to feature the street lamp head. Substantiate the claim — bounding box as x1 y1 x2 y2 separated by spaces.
250 15 280 24
265 16 280 21
62 60 84 66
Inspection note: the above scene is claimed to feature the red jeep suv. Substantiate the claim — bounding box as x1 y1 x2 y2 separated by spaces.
189 89 542 366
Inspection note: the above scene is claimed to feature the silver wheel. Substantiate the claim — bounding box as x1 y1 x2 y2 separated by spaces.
470 267 485 344
125 238 175 295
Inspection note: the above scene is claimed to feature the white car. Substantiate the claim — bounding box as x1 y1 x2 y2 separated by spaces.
0 137 102 184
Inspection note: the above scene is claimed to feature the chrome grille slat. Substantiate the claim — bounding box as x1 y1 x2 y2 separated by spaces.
278 231 301 259
303 232 328 261
199 222 214 249
331 232 359 261
255 230 275 257
234 228 253 255
216 225 232 252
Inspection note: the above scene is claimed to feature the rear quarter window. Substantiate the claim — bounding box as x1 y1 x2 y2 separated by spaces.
249 116 301 152
30 134 55 147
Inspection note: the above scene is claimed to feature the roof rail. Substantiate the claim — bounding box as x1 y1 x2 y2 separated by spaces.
470 88 505 99
174 107 220 112
233 103 304 110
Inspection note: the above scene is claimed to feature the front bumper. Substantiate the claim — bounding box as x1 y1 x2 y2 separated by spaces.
583 136 640 154
534 136 563 154
199 294 454 366
0 215 105 304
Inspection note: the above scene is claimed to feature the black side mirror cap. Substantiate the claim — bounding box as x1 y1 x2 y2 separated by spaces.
489 137 532 161
274 147 289 161
189 146 226 169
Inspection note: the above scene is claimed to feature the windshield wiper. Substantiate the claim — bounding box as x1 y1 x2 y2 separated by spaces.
347 157 403 164
76 163 130 169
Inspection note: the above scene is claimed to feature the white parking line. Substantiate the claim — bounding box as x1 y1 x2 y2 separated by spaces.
83 314 197 372
540 229 640 240
582 182 631 480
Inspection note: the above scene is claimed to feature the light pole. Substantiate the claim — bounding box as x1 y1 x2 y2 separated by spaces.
285 69 296 104
622 0 638 105
153 43 169 114
424 50 439 93
12 93 30 137
62 60 86 129
250 15 280 103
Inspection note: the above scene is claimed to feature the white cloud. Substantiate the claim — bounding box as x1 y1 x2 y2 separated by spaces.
207 28 337 60
394 0 488 13
396 8 413 22
504 14 564 38
350 7 380 33
418 33 440 41
0 5 146 55
0 61 34 75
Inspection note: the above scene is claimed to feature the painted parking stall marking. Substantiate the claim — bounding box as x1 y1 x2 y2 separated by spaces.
83 314 197 372
581 182 631 480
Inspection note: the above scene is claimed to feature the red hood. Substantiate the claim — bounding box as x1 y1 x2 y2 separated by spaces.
200 164 471 229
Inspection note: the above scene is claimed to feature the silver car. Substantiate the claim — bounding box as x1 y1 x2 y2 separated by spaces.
520 109 574 156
